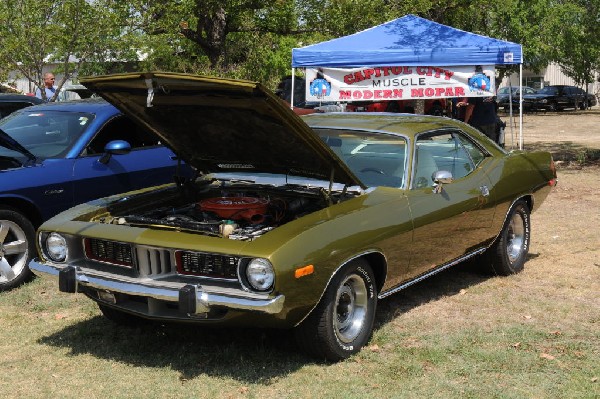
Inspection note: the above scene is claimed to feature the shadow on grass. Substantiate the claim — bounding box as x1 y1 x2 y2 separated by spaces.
37 258 503 381
375 259 490 327
38 315 308 382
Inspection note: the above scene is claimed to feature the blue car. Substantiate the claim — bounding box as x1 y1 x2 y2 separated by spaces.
0 99 187 290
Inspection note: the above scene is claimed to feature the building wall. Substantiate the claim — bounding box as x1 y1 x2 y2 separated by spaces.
501 62 599 97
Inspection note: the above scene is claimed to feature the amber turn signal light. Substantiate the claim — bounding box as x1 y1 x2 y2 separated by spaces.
295 264 314 278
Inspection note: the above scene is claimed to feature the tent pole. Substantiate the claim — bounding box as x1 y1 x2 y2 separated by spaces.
519 63 523 150
290 68 295 110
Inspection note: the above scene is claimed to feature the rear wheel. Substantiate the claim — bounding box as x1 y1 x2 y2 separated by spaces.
0 208 36 291
486 200 531 275
294 259 377 361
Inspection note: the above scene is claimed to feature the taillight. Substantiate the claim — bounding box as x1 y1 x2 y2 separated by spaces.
549 158 558 186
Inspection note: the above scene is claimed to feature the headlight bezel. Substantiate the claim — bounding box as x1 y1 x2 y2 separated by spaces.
44 232 68 263
239 258 275 292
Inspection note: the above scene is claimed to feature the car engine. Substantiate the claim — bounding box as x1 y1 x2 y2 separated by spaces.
100 182 354 241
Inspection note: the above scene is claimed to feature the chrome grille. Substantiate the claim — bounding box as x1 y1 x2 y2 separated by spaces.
83 239 237 279
176 251 239 279
84 238 133 267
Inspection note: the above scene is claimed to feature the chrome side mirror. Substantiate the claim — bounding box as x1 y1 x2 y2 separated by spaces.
432 170 453 193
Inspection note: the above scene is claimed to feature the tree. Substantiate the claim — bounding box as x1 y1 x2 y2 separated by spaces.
553 0 600 95
0 0 123 100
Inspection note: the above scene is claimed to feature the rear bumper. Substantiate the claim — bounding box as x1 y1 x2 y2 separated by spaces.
29 259 285 317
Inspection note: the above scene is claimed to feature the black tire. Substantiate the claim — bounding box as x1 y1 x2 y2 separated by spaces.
0 207 36 291
98 303 150 327
428 104 444 116
486 200 531 275
294 259 377 361
579 101 588 110
548 102 558 112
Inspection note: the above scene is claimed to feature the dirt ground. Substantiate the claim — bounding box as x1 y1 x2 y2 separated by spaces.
498 106 600 335
498 106 600 161
497 106 599 263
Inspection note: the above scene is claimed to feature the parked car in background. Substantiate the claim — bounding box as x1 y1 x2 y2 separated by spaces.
0 99 189 291
57 84 98 101
496 86 537 111
522 85 595 111
0 94 43 119
31 72 557 361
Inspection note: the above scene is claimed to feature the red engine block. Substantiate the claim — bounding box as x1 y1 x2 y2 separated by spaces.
198 197 269 224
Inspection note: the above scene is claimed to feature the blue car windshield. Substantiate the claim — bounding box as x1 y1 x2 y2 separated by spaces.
0 110 94 160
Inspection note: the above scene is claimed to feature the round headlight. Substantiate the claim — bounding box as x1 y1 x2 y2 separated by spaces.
46 233 67 262
245 258 274 291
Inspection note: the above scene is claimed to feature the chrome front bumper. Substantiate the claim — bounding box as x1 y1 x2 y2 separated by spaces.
29 259 285 316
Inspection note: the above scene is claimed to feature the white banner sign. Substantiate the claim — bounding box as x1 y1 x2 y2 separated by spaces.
305 65 496 102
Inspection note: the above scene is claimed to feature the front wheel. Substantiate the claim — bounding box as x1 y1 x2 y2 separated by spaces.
486 200 531 275
294 259 377 361
0 208 36 291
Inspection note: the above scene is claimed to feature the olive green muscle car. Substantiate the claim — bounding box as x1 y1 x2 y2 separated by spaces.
29 72 557 361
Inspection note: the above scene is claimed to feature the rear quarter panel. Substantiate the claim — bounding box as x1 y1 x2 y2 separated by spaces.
485 150 554 233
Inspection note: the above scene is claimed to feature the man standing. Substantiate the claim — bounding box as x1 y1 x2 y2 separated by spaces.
464 96 498 142
35 73 57 102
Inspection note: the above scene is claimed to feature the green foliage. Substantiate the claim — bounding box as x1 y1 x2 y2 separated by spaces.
0 0 124 98
0 0 597 91
553 0 600 89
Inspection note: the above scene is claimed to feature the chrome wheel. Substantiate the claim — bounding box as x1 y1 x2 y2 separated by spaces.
334 273 368 344
294 260 377 361
506 213 525 264
485 200 530 276
0 220 29 284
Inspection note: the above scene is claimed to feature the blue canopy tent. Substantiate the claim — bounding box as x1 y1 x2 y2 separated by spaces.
291 14 524 147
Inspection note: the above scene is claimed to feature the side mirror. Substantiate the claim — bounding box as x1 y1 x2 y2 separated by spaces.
433 170 453 185
99 140 131 164
432 170 453 194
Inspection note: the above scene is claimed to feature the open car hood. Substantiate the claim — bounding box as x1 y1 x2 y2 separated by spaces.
80 72 362 188
0 128 36 162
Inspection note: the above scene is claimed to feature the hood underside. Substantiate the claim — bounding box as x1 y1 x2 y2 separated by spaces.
0 128 36 162
80 72 361 187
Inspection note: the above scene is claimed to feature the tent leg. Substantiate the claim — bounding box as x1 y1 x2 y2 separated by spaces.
519 63 523 150
290 68 295 110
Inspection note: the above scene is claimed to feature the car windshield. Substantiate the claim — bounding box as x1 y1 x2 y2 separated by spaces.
315 129 408 188
0 110 94 160
537 87 559 95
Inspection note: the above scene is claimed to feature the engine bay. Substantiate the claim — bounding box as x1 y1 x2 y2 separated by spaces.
102 181 359 241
